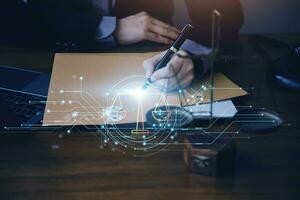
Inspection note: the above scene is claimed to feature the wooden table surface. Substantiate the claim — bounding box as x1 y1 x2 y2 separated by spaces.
0 35 299 200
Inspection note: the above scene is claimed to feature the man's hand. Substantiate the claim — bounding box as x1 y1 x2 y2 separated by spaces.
143 50 194 92
115 12 180 45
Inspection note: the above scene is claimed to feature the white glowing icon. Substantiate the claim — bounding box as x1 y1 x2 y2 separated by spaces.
105 106 124 122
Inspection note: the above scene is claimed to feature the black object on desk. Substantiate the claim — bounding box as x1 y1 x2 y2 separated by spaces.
250 35 300 91
146 106 194 128
0 65 50 127
183 135 236 177
270 45 300 91
234 108 283 134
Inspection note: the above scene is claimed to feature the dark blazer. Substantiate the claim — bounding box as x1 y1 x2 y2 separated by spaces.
0 0 244 50
185 0 244 47
0 0 107 51
114 0 244 47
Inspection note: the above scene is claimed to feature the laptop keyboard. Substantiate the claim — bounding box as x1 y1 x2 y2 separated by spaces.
0 90 45 122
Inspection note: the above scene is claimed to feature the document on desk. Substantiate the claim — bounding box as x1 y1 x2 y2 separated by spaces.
43 53 247 126
185 100 237 118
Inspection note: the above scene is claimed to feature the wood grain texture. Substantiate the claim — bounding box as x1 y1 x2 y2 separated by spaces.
0 34 300 200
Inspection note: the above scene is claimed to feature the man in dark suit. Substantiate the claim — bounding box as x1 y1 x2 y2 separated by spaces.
114 0 244 47
0 0 181 51
0 0 244 90
1 0 117 50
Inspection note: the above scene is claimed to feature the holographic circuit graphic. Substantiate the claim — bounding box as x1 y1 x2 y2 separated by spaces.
1 72 262 157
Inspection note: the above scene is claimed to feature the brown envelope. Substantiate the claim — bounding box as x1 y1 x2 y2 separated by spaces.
43 53 246 126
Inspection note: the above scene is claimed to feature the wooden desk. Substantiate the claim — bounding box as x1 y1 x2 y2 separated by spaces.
0 35 300 200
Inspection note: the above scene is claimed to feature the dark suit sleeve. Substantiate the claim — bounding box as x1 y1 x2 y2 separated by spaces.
27 1 117 51
0 1 117 51
181 0 244 78
185 0 244 48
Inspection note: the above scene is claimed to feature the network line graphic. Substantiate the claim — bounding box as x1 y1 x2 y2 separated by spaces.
1 73 256 157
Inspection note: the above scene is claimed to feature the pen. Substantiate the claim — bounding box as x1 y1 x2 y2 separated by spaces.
143 24 194 89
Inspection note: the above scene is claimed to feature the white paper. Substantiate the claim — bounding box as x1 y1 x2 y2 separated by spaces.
184 100 237 118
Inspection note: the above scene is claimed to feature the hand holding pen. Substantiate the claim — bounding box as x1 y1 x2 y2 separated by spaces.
143 24 194 91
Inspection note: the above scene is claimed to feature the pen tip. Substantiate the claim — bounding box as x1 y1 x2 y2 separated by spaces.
143 78 152 89
142 83 148 90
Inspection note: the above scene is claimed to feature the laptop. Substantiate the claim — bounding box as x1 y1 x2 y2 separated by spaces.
0 65 50 128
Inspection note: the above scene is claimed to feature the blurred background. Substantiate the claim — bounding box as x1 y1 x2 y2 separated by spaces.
173 0 300 33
